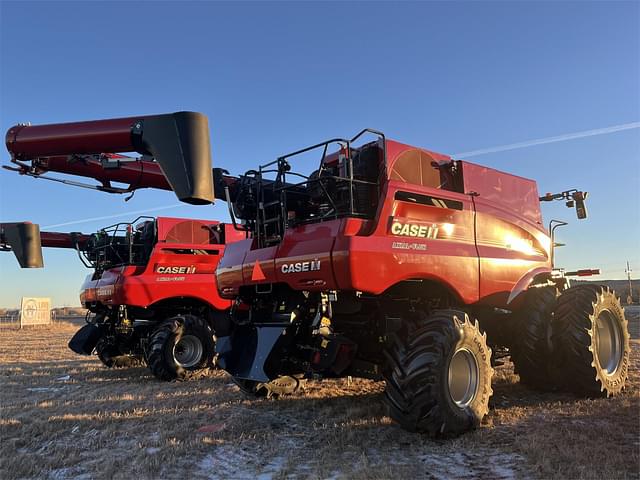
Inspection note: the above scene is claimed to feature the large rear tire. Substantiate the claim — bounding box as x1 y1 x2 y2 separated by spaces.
147 315 215 381
510 286 559 390
552 285 630 397
383 310 493 437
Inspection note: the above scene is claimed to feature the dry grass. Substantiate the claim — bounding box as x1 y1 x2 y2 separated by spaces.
0 315 639 480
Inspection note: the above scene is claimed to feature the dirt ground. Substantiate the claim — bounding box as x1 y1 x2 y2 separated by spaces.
1 308 639 480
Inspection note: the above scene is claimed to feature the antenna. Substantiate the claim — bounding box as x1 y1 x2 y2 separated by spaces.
625 261 634 305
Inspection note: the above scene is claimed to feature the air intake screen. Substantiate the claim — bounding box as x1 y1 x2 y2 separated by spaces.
164 221 220 245
391 149 442 188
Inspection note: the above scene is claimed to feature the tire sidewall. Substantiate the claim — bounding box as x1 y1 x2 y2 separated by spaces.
552 285 631 396
163 319 186 379
590 291 630 394
440 316 493 429
147 315 216 381
174 316 215 371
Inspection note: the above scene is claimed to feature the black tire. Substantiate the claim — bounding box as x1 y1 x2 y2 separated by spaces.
147 314 215 381
552 285 630 397
95 338 142 368
95 338 119 368
510 286 559 389
383 309 493 437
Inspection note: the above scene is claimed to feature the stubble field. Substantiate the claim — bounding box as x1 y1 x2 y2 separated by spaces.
1 308 639 480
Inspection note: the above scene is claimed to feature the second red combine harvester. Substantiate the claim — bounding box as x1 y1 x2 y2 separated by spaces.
3 112 243 380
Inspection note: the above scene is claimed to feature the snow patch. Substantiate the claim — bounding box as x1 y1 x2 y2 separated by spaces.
416 450 523 480
198 445 288 480
27 387 65 392
48 466 91 480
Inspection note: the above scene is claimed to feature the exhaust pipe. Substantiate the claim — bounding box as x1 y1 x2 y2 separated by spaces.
6 111 214 205
0 223 44 268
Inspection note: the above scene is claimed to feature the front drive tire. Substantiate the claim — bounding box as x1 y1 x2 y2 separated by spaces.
552 285 630 397
384 310 493 437
147 314 215 381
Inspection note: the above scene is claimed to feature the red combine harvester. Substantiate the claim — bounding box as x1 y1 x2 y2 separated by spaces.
3 112 244 380
1 218 243 380
155 127 628 437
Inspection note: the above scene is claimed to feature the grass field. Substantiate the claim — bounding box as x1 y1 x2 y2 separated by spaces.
1 309 639 480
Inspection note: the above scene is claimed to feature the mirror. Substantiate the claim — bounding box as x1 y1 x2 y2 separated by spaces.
572 191 588 219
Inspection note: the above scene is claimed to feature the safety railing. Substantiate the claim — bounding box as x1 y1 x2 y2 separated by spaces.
79 216 156 270
252 129 386 247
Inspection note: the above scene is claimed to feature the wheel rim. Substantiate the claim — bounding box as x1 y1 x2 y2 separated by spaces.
595 310 623 376
448 348 479 408
173 334 203 368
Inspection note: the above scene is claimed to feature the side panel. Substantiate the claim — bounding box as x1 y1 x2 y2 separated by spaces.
334 181 480 303
79 273 101 306
93 268 123 306
462 161 543 225
474 198 551 307
217 223 341 297
275 223 338 290
81 243 233 311
242 245 279 289
217 239 251 297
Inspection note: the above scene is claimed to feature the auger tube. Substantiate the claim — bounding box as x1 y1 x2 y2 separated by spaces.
6 111 214 204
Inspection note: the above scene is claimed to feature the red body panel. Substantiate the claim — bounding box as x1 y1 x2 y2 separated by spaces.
80 217 244 311
462 162 543 225
217 140 552 308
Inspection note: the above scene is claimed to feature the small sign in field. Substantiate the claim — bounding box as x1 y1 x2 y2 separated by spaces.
19 297 51 327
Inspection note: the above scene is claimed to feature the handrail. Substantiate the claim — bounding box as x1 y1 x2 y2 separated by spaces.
247 129 386 247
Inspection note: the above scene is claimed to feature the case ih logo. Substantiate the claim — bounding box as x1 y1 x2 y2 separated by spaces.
281 259 321 274
156 265 197 274
96 285 115 297
391 220 439 239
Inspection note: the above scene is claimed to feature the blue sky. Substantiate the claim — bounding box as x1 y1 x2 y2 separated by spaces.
0 1 638 307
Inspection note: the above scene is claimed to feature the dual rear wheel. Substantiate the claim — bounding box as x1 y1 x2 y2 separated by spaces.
511 284 630 396
382 284 630 437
